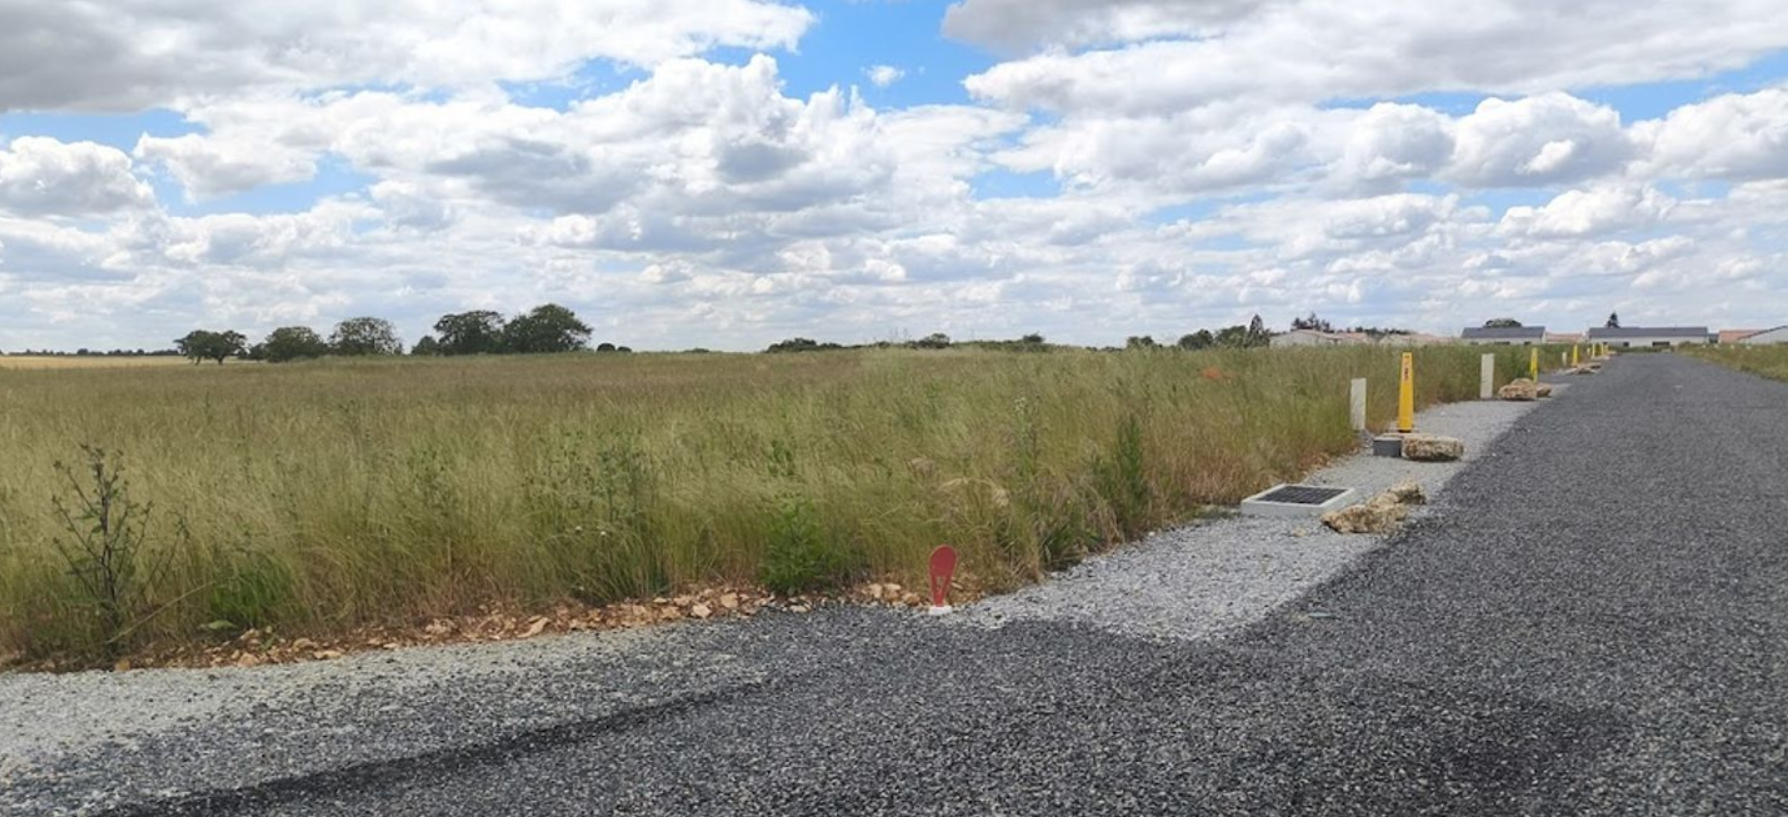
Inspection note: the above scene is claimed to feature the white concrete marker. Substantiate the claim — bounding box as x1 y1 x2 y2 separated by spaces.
1480 354 1495 400
1350 378 1367 432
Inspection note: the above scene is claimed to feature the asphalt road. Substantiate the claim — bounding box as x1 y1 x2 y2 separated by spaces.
23 354 1788 815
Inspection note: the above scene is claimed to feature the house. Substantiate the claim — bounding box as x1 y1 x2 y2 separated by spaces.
1270 329 1369 348
1461 326 1546 345
1719 329 1762 344
1738 326 1788 345
1586 326 1712 348
1544 331 1585 345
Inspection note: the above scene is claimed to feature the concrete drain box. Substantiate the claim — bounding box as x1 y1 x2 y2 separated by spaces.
1239 484 1355 518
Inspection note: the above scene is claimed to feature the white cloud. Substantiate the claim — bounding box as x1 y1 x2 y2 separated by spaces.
942 0 1264 51
1498 185 1675 240
0 0 815 111
865 65 906 88
1446 94 1630 187
1631 88 1788 181
0 137 154 217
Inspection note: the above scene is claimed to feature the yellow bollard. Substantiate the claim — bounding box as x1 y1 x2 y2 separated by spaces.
1397 352 1415 433
1571 344 1580 367
1529 347 1539 380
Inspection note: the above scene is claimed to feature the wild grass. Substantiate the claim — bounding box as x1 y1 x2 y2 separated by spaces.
0 356 192 370
0 345 1540 661
1684 345 1788 381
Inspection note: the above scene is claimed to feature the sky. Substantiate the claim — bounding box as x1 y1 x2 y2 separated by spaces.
1 0 1786 352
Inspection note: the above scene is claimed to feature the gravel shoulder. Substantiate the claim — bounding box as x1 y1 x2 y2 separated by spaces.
963 391 1558 640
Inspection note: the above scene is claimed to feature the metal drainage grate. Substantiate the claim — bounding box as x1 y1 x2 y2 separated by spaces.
1255 485 1350 505
1239 483 1356 518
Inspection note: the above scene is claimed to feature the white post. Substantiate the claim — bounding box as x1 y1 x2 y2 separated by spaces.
1349 378 1367 432
1479 354 1495 400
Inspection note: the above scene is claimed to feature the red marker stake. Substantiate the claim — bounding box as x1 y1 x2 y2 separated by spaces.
928 545 958 615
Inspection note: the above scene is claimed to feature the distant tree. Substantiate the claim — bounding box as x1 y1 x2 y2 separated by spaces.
503 304 592 354
616 346 633 353
411 335 442 356
1483 318 1524 328
595 342 618 352
1126 335 1157 349
1214 324 1269 349
1290 312 1335 332
258 326 329 363
767 337 843 353
912 332 952 349
1178 330 1215 350
1247 314 1269 345
433 310 508 355
174 330 247 365
330 317 403 356
1605 312 1621 328
1020 333 1045 345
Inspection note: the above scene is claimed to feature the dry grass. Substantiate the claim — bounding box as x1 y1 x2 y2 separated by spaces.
0 356 193 370
1685 345 1788 381
0 345 1540 662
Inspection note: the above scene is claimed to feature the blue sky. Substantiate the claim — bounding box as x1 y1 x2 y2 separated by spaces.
1 0 1786 351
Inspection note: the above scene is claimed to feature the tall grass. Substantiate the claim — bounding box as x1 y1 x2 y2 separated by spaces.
1684 345 1788 381
0 345 1539 660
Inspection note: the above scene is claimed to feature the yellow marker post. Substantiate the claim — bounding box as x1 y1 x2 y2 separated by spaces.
1397 352 1415 433
1571 344 1580 367
1529 347 1539 380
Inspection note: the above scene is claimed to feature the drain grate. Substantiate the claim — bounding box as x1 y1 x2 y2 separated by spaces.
1239 483 1356 518
1254 485 1350 505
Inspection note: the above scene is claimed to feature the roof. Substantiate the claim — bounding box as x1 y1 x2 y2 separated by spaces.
1461 326 1546 340
1719 329 1762 344
1586 326 1711 339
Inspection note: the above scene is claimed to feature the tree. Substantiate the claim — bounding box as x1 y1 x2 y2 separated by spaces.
1020 333 1045 344
595 342 618 353
1177 330 1214 350
411 336 442 356
1484 318 1523 328
258 326 329 363
432 310 507 355
503 304 592 354
1126 335 1157 349
1247 314 1269 345
1290 312 1334 332
1605 312 1621 328
912 332 951 349
330 317 403 356
174 330 246 365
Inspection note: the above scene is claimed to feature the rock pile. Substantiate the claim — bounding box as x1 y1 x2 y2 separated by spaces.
1321 481 1426 534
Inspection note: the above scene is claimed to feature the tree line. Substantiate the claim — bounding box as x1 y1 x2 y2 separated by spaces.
174 304 617 364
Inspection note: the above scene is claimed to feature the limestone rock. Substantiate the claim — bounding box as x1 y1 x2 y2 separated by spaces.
1321 494 1410 534
1536 383 1553 398
1384 481 1426 505
1498 379 1538 401
1401 434 1465 462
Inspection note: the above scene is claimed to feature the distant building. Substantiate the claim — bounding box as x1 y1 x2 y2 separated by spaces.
1586 326 1712 348
1270 329 1369 347
1461 326 1546 345
1738 326 1788 345
1719 329 1763 344
1385 333 1457 347
1544 331 1585 345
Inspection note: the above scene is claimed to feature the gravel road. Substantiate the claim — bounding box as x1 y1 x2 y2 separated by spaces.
4 354 1784 815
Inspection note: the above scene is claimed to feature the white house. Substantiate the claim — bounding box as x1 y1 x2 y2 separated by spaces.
1586 326 1712 348
1738 326 1788 345
1461 326 1546 345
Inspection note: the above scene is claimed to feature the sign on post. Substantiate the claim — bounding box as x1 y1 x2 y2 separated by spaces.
1397 353 1415 433
928 545 957 615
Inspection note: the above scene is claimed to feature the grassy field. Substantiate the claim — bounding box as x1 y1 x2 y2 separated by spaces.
0 346 1542 662
1685 345 1788 381
0 356 192 370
